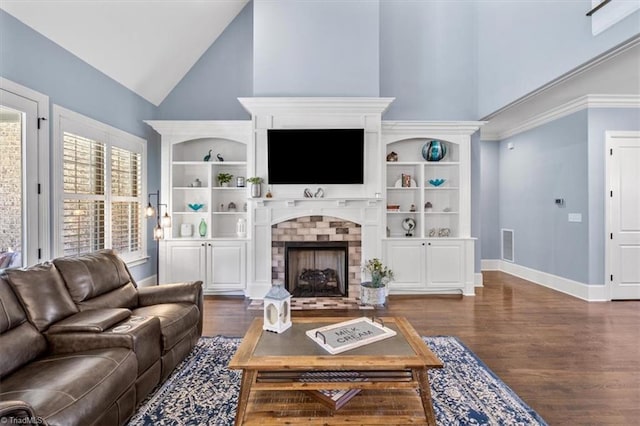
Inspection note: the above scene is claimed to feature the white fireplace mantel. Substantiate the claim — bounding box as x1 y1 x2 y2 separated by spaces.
242 98 394 298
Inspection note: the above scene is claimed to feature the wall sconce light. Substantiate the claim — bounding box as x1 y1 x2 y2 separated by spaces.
146 190 171 241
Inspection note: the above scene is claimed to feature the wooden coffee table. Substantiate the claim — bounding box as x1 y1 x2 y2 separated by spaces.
228 316 443 425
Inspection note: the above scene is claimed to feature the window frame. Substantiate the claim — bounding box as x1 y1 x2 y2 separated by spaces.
52 105 147 265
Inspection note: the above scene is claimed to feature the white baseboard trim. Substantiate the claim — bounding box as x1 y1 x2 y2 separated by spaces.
481 259 501 270
474 272 484 287
137 275 157 287
481 259 608 301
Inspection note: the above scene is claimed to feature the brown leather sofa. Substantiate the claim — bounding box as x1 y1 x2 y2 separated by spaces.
0 249 203 426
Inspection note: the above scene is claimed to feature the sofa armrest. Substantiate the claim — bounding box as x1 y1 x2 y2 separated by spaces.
47 308 131 334
138 281 203 336
0 400 46 425
138 281 203 306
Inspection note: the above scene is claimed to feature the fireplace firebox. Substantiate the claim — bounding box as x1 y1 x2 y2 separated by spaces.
284 242 348 297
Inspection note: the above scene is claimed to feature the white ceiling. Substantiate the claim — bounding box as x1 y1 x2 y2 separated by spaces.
1 0 638 133
1 0 249 106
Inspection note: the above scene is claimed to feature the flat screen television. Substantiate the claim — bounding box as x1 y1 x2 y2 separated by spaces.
267 129 364 184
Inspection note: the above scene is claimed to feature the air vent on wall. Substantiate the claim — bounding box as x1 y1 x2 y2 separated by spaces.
501 229 514 262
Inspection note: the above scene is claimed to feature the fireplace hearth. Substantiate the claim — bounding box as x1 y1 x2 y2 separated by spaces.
285 242 348 298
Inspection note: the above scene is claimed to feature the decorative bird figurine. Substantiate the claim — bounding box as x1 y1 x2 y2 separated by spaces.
203 150 212 162
216 153 224 162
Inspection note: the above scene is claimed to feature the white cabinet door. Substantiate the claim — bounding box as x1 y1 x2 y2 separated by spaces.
426 240 464 288
208 241 246 291
163 241 207 284
385 240 425 291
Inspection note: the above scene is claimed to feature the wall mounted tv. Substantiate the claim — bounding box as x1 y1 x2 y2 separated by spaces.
267 129 364 184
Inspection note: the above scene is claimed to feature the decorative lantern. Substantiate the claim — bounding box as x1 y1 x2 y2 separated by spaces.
263 284 292 333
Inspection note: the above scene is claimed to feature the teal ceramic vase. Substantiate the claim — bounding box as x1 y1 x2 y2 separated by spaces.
422 140 447 162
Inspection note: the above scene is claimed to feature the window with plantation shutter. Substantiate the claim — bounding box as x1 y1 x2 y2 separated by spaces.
111 147 142 254
53 106 147 264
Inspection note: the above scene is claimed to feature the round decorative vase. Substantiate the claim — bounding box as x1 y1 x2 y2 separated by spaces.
198 219 207 237
360 282 386 306
422 140 447 162
251 183 261 198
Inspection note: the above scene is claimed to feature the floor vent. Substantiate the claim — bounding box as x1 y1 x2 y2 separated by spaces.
501 229 514 262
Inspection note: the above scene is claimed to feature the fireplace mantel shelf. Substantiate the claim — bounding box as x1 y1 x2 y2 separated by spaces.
251 197 383 207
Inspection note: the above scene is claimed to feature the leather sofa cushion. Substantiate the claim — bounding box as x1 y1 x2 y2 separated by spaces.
4 263 78 332
53 249 137 307
0 348 137 426
0 278 47 379
0 322 47 379
75 282 138 311
0 277 27 334
133 303 200 352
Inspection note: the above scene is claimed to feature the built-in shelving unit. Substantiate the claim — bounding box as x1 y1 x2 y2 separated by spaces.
381 121 483 295
145 120 252 293
384 140 461 238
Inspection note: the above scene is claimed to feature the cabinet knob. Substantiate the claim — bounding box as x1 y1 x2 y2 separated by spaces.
201 243 205 247
427 242 431 246
208 243 212 247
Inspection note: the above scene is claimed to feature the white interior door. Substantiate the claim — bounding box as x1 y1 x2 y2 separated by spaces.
606 131 640 300
0 87 40 268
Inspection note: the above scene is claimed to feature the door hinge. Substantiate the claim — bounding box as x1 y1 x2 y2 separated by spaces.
38 248 41 259
610 190 613 197
610 148 613 155
37 117 47 129
610 233 613 239
610 274 614 282
37 183 41 194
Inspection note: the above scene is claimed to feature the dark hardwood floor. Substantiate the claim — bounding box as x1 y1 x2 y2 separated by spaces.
202 271 640 425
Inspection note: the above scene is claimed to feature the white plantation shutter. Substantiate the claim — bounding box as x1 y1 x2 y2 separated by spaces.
111 146 142 254
54 106 146 263
62 132 106 256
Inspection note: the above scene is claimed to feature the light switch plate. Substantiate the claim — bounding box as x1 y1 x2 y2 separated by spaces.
568 213 582 223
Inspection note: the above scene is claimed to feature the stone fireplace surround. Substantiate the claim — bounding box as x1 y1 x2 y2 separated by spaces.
272 215 361 302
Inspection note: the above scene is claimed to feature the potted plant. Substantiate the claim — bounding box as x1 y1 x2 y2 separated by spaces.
360 258 394 306
217 172 233 187
247 176 263 198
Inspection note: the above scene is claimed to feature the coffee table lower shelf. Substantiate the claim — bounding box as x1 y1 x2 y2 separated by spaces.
243 388 428 425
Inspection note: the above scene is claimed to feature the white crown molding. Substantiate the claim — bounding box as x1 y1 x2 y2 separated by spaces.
237 97 396 115
482 94 640 141
382 120 486 137
144 120 252 137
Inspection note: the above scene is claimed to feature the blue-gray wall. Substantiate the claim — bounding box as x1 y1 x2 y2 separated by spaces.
498 111 590 284
156 1 253 120
253 0 380 96
586 108 640 284
483 108 640 286
380 0 477 120
0 10 158 281
476 0 640 118
480 140 500 260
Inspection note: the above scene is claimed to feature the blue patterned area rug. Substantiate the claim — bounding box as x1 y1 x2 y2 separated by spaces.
127 336 547 426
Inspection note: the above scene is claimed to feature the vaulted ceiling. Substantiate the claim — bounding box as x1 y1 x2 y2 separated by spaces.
1 0 249 106
2 0 638 137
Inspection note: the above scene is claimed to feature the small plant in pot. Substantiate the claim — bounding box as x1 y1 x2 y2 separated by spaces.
217 172 233 187
361 258 394 306
247 176 263 198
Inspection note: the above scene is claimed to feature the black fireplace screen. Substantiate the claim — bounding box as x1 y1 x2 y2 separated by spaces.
284 242 348 297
